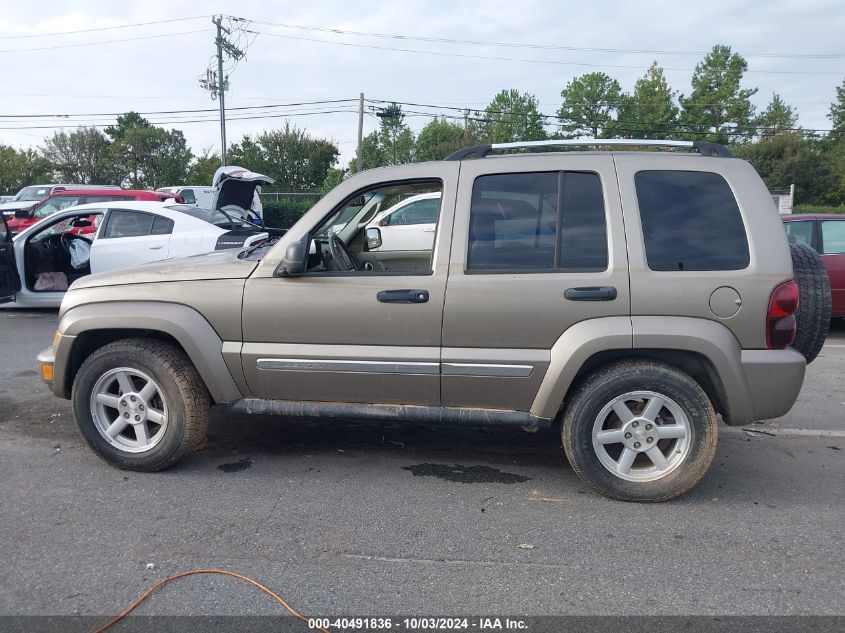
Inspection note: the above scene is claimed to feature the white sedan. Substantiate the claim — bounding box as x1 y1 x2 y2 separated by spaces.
0 201 268 308
365 192 440 252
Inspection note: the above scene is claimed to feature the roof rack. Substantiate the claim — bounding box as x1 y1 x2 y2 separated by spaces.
444 138 732 160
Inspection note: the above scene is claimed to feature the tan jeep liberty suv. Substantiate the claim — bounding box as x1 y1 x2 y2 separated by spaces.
37 139 828 502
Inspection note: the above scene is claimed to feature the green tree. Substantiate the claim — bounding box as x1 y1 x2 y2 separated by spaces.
616 62 678 139
481 89 546 143
828 77 845 134
377 103 415 165
321 167 346 193
680 44 758 144
756 93 798 139
105 113 193 188
230 123 339 192
415 117 470 161
0 145 51 194
558 73 622 138
186 148 221 185
41 127 117 184
227 136 266 173
352 131 387 170
733 134 833 204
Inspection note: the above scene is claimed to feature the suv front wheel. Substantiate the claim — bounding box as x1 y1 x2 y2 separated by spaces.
562 360 718 502
72 338 210 471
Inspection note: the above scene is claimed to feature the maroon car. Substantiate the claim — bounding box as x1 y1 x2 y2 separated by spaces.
782 214 845 317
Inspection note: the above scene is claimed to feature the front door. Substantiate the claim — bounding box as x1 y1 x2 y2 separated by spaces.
240 165 459 406
441 154 630 412
0 213 20 303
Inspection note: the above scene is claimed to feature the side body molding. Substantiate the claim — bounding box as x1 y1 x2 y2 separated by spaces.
531 317 633 420
56 302 243 403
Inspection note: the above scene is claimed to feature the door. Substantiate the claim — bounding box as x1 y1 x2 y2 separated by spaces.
0 213 21 303
241 164 459 406
441 154 630 412
89 209 173 274
819 218 845 316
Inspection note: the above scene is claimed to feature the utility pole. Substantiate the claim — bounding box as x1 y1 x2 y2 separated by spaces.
463 109 469 140
200 15 247 167
214 16 227 165
357 93 364 173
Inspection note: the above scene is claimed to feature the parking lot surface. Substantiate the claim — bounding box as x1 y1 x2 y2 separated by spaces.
0 310 843 617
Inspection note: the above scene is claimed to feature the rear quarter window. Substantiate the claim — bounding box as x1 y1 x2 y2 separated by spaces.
635 170 749 271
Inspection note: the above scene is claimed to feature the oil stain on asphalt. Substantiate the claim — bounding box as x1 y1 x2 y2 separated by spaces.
217 458 253 473
403 463 530 484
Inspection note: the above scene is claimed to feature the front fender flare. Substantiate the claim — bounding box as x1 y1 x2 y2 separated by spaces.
56 301 242 403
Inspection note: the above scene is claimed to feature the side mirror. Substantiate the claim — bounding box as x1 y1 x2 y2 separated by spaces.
365 227 382 250
14 209 31 219
280 239 307 276
72 218 92 228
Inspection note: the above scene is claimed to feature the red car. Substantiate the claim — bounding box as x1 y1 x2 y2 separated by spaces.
782 214 845 317
6 189 179 235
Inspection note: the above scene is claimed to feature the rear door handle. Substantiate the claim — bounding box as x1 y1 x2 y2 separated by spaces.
377 289 429 304
148 244 163 250
564 286 617 301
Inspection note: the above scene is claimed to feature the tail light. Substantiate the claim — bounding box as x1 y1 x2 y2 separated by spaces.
766 280 799 349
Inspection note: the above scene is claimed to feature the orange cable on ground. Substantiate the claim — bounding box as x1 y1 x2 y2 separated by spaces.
92 568 330 633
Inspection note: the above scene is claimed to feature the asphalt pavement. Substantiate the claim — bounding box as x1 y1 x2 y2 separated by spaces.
0 309 843 621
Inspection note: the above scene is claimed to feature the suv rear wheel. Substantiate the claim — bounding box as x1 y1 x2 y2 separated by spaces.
562 360 718 502
72 338 209 471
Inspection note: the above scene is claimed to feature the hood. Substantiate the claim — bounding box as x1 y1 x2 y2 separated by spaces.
0 201 35 213
212 165 274 211
70 248 259 290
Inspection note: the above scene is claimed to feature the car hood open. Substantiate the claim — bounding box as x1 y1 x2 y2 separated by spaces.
211 166 274 212
69 248 259 290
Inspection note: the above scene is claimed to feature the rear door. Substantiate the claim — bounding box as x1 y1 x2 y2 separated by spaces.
819 218 845 315
0 213 21 303
441 154 629 411
89 209 174 273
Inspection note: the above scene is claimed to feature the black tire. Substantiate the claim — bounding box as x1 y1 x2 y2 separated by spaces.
790 243 831 364
72 338 210 471
562 360 718 503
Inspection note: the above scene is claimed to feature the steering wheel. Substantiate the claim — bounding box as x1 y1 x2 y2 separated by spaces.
61 232 91 254
329 234 358 271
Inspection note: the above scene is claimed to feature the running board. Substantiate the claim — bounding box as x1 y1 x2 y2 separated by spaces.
226 399 552 429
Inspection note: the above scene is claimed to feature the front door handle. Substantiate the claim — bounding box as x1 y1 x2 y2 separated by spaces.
148 244 164 250
564 286 617 301
377 289 429 304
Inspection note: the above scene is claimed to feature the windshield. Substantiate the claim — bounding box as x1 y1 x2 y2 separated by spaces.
167 204 257 229
14 186 51 202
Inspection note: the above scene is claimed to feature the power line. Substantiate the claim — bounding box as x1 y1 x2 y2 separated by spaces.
0 109 360 130
249 30 844 76
0 29 209 54
0 16 210 40
0 99 359 120
246 18 845 60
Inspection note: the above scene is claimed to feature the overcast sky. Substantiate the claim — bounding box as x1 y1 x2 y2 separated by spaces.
1 0 843 171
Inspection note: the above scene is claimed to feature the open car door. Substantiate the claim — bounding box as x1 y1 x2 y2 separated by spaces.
0 212 21 303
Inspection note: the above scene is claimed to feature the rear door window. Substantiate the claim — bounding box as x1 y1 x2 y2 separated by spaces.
467 171 607 272
102 210 156 238
783 220 814 247
635 170 749 271
821 220 845 254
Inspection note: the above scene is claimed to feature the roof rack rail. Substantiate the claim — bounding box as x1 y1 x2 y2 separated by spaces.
444 139 732 160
